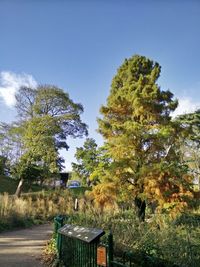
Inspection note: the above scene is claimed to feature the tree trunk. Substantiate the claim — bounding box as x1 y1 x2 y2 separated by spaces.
86 177 91 187
15 178 24 197
134 197 146 222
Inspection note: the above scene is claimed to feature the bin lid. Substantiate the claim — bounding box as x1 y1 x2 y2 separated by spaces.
58 224 105 243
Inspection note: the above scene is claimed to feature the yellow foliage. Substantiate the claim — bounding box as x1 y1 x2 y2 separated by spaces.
86 182 117 213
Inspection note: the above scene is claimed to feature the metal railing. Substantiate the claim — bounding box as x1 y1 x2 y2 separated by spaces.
100 232 134 267
61 235 99 267
54 215 64 259
54 216 141 267
54 216 104 267
55 217 175 267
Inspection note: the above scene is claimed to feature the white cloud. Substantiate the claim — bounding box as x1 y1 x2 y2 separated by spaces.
172 97 200 118
0 71 37 107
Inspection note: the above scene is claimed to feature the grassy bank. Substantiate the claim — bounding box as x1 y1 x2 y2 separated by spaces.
0 186 90 232
0 175 44 195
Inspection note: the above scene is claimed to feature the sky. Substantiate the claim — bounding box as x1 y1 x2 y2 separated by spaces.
0 0 200 171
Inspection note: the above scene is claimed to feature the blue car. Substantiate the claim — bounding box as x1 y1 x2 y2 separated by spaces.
68 181 81 188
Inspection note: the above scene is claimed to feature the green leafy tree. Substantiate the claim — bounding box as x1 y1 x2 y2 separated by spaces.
176 110 200 190
176 109 200 144
13 116 60 196
15 85 88 147
72 138 98 185
0 122 24 173
72 138 110 186
14 160 43 197
88 145 111 185
2 84 88 196
0 119 50 194
97 55 192 220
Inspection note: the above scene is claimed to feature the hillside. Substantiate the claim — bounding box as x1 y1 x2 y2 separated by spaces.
0 176 43 195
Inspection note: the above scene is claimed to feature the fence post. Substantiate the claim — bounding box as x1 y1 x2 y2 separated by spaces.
108 231 113 267
54 215 64 259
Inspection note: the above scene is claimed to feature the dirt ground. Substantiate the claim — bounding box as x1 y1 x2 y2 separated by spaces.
0 224 53 267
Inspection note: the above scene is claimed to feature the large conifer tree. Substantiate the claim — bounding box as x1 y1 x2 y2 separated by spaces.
98 55 192 220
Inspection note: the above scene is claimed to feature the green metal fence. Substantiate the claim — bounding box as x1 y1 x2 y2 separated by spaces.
60 235 99 267
54 216 199 267
100 232 135 267
54 216 135 267
54 215 65 259
54 217 166 267
54 216 106 267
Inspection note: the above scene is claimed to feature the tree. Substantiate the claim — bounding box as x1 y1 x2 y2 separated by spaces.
11 85 88 196
176 110 200 190
15 86 36 120
97 55 192 220
72 138 110 186
14 160 43 197
0 122 24 172
72 138 98 185
15 85 88 146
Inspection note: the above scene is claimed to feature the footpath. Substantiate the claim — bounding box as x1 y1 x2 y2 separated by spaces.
0 224 53 267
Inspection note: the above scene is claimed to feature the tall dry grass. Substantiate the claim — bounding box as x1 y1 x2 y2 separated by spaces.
0 190 74 231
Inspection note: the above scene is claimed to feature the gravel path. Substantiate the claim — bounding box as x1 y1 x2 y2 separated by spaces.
0 224 53 267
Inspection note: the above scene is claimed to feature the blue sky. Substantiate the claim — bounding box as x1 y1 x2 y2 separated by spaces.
0 0 200 170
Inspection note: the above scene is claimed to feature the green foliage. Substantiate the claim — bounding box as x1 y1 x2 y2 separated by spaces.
176 110 200 190
72 138 99 184
21 115 61 175
0 122 23 169
72 138 110 185
176 109 200 144
12 161 43 182
16 85 88 141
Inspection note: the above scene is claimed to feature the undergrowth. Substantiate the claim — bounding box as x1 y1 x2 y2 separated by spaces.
66 209 200 267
